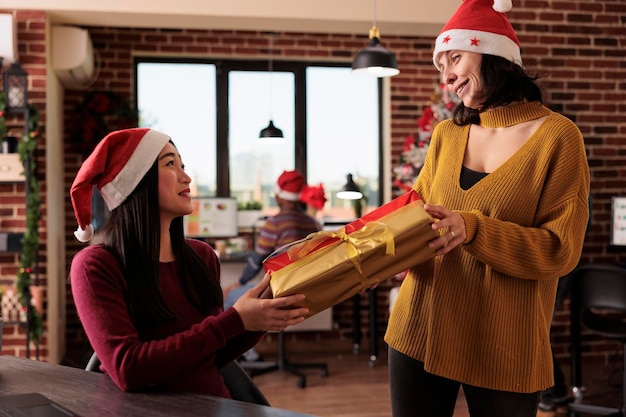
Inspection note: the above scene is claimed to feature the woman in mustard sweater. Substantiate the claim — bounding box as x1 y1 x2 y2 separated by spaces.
384 1 590 416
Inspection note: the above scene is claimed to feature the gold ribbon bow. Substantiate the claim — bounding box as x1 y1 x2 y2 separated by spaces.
286 221 396 277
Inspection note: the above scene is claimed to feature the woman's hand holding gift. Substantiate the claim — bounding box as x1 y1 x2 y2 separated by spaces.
423 203 466 255
233 273 309 332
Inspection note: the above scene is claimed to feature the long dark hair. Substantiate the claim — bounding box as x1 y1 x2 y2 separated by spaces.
452 54 544 126
101 157 223 331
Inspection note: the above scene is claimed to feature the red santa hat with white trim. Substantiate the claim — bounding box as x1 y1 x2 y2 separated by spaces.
432 0 523 71
274 170 305 201
70 128 171 242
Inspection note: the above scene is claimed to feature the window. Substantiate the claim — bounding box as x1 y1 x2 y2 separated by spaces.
228 70 295 211
136 62 217 194
305 66 380 218
136 59 381 221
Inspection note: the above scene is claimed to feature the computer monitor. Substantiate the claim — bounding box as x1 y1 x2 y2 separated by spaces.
610 196 626 246
184 197 238 238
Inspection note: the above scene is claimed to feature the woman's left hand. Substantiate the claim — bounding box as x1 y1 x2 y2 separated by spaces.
423 203 466 255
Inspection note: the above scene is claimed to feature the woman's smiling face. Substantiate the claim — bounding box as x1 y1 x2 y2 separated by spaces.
157 142 193 222
438 50 485 110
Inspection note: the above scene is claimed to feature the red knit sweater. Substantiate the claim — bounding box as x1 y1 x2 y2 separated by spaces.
70 239 263 397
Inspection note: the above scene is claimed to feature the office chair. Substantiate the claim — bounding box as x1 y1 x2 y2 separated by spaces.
84 352 270 406
568 264 626 417
84 352 101 372
239 330 329 388
217 360 270 405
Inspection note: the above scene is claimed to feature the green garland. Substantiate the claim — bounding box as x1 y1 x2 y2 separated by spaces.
0 95 44 344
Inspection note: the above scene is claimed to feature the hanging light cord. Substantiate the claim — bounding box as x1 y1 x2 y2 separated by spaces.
372 0 377 28
370 0 379 39
268 33 274 120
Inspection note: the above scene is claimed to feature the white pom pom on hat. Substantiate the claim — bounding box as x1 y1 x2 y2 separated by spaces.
432 0 523 71
273 170 306 201
492 0 512 12
70 128 171 242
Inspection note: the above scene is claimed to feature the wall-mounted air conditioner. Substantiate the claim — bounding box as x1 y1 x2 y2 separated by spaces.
52 26 96 88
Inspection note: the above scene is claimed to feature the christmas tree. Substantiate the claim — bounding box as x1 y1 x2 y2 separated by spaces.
393 84 460 195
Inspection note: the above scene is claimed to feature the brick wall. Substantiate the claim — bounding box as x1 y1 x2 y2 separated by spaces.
1 1 625 368
0 10 48 359
512 0 626 367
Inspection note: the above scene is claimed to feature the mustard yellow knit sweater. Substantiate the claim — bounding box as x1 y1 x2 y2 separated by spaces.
385 101 590 393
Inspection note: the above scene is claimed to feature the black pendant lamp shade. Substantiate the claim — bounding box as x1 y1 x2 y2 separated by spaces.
259 120 284 138
337 174 363 200
352 27 399 78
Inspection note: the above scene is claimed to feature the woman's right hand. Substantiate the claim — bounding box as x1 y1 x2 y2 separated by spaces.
232 273 309 332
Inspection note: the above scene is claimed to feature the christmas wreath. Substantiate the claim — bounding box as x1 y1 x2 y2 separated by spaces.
72 90 139 155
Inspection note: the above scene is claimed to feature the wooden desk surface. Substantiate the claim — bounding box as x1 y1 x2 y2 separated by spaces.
0 355 317 417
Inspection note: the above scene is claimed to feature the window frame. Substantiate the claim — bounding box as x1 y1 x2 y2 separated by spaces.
133 57 384 203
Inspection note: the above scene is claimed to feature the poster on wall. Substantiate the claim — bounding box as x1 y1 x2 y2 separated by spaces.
611 196 626 246
184 197 238 238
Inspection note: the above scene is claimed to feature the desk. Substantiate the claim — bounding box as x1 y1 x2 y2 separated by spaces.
0 355 317 417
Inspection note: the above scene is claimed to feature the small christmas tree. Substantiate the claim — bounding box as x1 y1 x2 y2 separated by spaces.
393 84 460 195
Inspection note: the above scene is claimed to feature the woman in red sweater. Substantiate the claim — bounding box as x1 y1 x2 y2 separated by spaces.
69 128 308 397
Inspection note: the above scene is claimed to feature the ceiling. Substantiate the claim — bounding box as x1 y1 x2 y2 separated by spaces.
6 0 459 36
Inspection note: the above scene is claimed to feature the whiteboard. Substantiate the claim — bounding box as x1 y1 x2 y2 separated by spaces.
611 196 626 246
184 197 238 238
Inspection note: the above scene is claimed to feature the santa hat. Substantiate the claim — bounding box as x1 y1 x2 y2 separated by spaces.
274 170 305 201
300 184 327 210
70 128 171 242
432 0 523 71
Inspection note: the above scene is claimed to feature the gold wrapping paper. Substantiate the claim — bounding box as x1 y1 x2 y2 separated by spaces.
265 198 438 318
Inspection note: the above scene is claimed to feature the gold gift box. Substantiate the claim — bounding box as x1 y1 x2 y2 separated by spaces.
264 191 438 318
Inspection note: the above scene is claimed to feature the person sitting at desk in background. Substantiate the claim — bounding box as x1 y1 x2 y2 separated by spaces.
69 128 309 397
223 170 322 361
384 1 590 416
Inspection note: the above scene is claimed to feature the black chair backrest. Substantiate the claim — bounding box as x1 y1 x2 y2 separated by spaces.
85 351 102 372
573 264 626 340
84 352 269 406
575 264 626 312
218 361 271 406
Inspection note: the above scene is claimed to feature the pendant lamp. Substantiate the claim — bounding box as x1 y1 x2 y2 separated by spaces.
259 32 284 139
337 174 363 200
259 120 283 138
352 0 399 78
